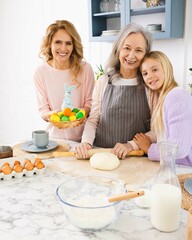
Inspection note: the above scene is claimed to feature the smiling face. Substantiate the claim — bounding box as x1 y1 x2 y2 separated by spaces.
51 29 73 69
119 33 146 78
141 58 165 91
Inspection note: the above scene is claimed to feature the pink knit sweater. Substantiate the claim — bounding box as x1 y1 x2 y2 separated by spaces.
33 61 95 142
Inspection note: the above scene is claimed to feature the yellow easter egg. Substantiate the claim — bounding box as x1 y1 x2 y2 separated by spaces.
70 112 76 116
50 115 60 122
51 113 58 117
58 111 64 117
69 115 76 122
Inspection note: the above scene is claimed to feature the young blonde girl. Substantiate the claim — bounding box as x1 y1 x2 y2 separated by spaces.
134 51 192 166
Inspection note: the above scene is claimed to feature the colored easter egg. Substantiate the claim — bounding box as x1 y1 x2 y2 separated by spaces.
61 116 69 122
72 108 79 113
58 111 64 118
69 115 77 121
50 115 60 122
76 111 84 119
63 108 72 117
79 110 85 116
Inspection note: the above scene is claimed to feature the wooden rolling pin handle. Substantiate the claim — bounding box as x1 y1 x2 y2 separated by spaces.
53 149 144 159
127 150 144 156
52 152 75 158
108 190 145 203
76 149 144 160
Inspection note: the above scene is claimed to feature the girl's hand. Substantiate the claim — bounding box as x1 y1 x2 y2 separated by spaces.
75 142 92 159
111 142 133 159
133 133 151 154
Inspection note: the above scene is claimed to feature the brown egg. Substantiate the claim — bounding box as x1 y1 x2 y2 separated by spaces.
24 159 34 171
35 158 42 163
35 160 45 169
1 164 12 175
3 162 10 167
14 163 23 173
14 160 21 166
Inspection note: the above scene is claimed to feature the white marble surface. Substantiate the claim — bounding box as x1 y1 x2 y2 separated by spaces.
0 140 190 240
0 168 188 240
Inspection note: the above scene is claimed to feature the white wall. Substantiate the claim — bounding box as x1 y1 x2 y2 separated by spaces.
0 0 191 145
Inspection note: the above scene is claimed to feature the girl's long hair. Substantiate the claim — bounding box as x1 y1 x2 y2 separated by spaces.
141 51 178 139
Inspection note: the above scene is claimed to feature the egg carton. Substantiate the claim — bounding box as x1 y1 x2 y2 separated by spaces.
0 154 46 181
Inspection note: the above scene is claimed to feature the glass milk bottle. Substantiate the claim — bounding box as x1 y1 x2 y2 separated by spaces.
151 141 182 232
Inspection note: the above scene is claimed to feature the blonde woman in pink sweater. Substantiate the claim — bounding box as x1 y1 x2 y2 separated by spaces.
33 20 95 142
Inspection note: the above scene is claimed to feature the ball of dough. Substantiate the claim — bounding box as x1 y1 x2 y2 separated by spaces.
90 152 120 171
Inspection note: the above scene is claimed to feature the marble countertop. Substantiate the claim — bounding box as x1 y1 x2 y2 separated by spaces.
0 140 190 240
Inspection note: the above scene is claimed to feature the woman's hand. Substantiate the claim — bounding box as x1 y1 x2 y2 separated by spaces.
111 142 133 159
75 142 92 159
42 110 60 122
133 133 151 154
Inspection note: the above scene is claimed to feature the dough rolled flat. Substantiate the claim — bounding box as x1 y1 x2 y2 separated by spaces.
90 152 120 171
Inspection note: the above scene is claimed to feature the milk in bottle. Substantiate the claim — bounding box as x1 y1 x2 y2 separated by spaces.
150 141 182 232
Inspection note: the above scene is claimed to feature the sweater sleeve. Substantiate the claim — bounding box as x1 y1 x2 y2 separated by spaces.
82 63 95 109
81 75 107 145
148 88 192 162
33 69 52 118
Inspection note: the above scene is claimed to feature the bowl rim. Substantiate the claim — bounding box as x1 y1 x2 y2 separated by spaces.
56 175 126 209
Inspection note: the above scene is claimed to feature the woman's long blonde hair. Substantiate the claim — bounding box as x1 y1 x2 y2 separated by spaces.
39 20 83 85
141 51 178 139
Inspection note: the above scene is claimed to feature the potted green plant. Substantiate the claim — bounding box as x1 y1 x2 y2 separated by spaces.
95 64 104 80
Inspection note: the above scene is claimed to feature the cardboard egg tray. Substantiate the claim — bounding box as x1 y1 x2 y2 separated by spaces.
0 154 45 180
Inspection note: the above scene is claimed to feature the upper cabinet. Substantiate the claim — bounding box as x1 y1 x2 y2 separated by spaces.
88 0 185 42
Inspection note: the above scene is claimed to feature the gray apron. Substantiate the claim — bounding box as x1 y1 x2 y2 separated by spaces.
94 79 151 148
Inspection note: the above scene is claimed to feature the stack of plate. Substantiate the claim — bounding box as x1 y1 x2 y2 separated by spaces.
101 30 119 36
146 24 162 32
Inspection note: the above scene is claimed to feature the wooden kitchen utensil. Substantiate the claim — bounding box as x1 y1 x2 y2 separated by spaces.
108 190 145 203
187 207 192 240
52 149 144 159
13 141 70 159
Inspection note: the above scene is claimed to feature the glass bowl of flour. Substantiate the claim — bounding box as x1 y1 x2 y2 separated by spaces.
56 176 126 231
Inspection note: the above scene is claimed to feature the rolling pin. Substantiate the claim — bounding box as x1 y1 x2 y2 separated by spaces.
52 148 144 159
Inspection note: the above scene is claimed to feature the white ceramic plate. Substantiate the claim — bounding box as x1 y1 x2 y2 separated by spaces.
101 30 119 36
21 140 58 153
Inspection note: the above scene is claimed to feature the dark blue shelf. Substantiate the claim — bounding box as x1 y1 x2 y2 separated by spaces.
89 0 184 42
130 6 165 16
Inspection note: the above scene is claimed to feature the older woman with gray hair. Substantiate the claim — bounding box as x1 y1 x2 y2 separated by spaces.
76 23 154 159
